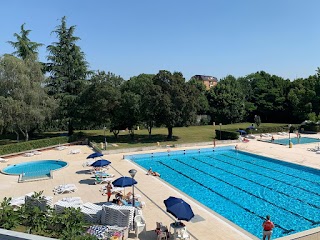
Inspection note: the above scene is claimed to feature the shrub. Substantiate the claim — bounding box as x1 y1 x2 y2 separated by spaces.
0 136 68 155
215 130 239 140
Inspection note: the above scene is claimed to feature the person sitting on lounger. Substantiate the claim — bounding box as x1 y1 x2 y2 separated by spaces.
152 171 161 177
146 167 153 175
117 198 124 206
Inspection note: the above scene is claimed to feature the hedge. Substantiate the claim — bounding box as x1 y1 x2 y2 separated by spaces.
0 136 69 156
215 130 239 140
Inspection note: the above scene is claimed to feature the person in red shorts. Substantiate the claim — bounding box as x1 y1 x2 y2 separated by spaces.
106 182 113 202
262 215 275 240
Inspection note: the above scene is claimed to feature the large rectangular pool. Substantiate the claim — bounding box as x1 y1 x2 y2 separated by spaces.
125 147 320 239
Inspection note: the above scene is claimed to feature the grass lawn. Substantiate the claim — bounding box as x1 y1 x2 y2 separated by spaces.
84 122 289 150
0 122 291 150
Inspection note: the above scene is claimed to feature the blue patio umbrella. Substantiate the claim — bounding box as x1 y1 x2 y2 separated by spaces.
236 130 247 135
164 196 194 221
112 176 137 187
90 159 111 167
87 152 103 159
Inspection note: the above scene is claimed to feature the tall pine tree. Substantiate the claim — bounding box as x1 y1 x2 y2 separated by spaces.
8 23 43 60
46 16 90 135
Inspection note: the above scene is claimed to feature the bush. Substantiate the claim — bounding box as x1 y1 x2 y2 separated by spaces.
0 136 69 155
215 130 239 140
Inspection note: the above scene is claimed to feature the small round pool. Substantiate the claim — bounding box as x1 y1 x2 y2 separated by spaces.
2 160 67 179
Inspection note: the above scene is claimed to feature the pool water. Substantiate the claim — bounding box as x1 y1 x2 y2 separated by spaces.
273 137 320 145
2 160 67 180
126 147 320 239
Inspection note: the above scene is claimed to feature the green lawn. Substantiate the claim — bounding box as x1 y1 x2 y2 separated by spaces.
0 122 291 150
84 122 289 150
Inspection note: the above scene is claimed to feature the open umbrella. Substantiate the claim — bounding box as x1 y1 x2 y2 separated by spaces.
164 196 194 221
236 130 247 135
87 152 103 159
90 159 111 167
112 176 137 187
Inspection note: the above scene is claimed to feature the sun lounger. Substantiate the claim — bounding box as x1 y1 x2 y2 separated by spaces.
54 186 77 195
24 152 34 157
247 134 256 139
0 157 8 163
55 146 67 151
53 184 77 195
95 172 115 178
32 150 42 155
95 176 114 185
53 184 76 191
69 149 81 154
54 200 82 214
61 197 82 203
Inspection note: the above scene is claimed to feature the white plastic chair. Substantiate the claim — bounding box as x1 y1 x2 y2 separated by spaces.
157 231 168 240
134 215 146 238
177 227 190 240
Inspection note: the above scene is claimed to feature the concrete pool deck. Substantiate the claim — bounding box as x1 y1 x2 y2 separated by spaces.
0 133 320 240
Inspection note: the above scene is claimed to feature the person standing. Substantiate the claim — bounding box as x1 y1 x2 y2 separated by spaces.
106 182 113 202
262 215 275 240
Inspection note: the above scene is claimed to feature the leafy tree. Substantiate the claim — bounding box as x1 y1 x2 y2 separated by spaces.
237 76 257 121
0 197 19 230
153 70 198 139
46 16 90 135
110 91 141 139
122 74 161 137
287 76 317 122
246 71 291 122
59 207 85 239
7 23 43 60
77 71 123 130
207 75 246 124
187 77 209 115
0 55 56 141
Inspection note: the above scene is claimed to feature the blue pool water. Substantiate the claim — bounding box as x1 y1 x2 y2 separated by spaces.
273 137 320 145
126 147 320 239
2 160 67 180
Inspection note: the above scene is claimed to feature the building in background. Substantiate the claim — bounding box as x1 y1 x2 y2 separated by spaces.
193 75 218 90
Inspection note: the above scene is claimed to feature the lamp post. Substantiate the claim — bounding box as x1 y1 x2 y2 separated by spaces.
129 169 137 230
288 124 292 147
219 123 222 140
103 126 107 150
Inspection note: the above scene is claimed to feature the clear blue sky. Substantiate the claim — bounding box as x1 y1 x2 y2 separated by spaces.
1 0 320 80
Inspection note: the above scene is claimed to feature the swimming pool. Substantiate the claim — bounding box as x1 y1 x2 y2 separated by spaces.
126 147 320 239
2 160 67 181
273 137 320 145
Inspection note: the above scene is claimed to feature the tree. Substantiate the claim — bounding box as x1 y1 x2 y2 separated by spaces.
246 71 291 122
0 55 56 141
46 16 90 135
110 91 141 139
187 77 209 115
153 70 198 139
0 197 19 230
7 23 43 60
207 75 246 124
77 71 123 130
122 74 161 137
